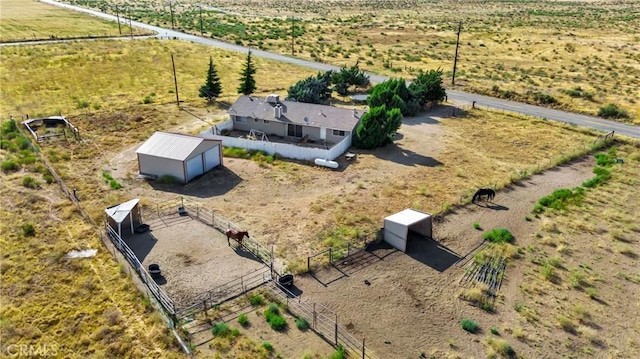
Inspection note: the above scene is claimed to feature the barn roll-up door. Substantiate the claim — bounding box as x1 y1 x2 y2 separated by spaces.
204 145 221 171
186 155 204 182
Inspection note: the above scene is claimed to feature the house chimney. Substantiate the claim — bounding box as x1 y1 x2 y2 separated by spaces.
352 108 357 117
274 105 282 119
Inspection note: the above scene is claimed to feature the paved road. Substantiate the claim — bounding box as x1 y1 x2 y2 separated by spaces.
35 0 640 139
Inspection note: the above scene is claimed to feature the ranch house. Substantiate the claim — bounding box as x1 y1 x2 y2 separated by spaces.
207 95 364 161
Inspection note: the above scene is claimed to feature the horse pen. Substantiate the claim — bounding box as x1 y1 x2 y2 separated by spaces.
120 199 270 317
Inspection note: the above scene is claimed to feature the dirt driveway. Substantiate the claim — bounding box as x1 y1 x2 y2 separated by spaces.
294 157 595 358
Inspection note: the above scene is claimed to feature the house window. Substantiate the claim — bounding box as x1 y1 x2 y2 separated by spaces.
235 116 246 123
332 130 345 136
254 118 259 122
263 120 270 124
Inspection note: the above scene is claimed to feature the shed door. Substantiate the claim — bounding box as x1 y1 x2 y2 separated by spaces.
384 220 408 252
204 145 221 171
186 155 204 182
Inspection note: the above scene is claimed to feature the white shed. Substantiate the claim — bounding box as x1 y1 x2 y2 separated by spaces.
136 132 223 184
105 198 141 237
383 209 433 252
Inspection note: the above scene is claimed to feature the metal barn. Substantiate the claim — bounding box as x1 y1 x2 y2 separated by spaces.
136 132 223 184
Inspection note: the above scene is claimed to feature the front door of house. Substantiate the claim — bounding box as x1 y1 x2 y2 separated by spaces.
287 124 303 137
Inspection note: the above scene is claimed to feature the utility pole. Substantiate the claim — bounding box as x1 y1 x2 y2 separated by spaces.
128 8 133 39
199 6 203 36
452 20 462 86
291 16 295 56
169 2 175 30
115 5 122 35
171 54 180 107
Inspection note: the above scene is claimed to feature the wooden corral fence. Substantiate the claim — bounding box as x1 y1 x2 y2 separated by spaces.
144 197 274 267
174 267 273 321
264 279 377 359
105 223 176 315
307 234 375 273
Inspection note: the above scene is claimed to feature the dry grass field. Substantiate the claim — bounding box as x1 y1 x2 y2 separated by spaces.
2 13 639 357
0 122 182 358
0 39 317 117
72 0 640 123
0 0 146 42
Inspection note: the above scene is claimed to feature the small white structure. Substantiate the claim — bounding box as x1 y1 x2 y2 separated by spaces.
383 209 433 252
105 198 142 237
136 132 223 184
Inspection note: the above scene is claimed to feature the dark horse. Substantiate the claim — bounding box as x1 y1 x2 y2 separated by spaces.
226 229 250 246
472 188 496 203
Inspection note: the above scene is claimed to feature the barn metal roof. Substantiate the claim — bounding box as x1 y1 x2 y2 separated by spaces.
105 198 139 224
136 132 220 161
228 95 363 131
384 209 431 226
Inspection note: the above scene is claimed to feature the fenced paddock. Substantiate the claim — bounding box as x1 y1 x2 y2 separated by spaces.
264 280 377 359
121 206 267 314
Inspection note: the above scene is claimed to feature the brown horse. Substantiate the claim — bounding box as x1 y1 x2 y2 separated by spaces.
226 229 250 246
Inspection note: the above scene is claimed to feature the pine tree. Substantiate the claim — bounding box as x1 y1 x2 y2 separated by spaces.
199 56 222 103
237 50 257 95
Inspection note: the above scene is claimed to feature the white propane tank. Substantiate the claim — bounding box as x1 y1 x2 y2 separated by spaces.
314 158 339 169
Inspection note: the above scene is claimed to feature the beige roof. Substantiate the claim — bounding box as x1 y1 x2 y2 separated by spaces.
228 96 363 132
136 132 220 161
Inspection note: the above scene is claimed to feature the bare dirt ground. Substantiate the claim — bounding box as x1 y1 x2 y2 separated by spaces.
123 212 266 308
294 157 596 358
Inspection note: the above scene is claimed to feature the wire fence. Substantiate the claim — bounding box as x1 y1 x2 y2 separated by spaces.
264 280 377 359
307 233 376 273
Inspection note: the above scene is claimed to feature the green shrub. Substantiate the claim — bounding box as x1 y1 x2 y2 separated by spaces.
533 92 556 104
109 180 122 190
473 222 481 230
248 293 264 306
17 137 31 150
487 337 515 356
295 318 310 331
598 103 628 119
330 345 346 359
264 303 286 331
1 160 19 173
490 327 499 335
21 223 36 237
211 322 230 337
537 187 583 211
483 228 514 244
460 318 479 333
261 341 273 351
238 314 249 327
142 95 154 104
22 176 39 189
43 174 54 184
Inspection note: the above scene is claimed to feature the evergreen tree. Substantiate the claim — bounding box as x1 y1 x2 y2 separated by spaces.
353 105 403 149
287 71 333 104
237 50 256 95
199 56 222 103
408 68 446 105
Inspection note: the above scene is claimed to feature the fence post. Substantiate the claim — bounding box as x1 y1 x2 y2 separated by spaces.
307 256 311 272
334 321 338 346
347 242 350 257
212 211 215 227
329 247 333 264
